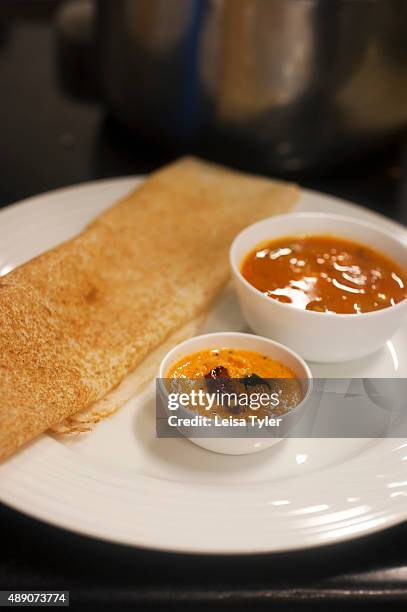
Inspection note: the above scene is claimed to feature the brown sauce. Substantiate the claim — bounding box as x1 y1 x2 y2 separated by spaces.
241 235 407 314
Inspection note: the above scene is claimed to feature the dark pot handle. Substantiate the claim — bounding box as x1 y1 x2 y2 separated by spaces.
55 0 100 101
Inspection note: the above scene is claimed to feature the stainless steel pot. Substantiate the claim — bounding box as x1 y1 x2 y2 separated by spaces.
95 0 407 172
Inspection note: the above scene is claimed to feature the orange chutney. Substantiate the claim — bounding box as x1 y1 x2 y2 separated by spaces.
241 235 407 315
166 348 296 379
165 349 301 418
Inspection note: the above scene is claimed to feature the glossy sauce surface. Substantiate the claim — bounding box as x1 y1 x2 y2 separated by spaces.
241 235 407 314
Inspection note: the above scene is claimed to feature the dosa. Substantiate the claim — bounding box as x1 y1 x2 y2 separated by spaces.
0 157 298 460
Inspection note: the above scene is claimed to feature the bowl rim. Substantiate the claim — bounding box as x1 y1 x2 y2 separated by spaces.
158 331 313 425
229 211 407 321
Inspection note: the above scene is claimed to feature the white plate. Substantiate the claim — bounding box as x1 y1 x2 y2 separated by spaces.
1 177 407 555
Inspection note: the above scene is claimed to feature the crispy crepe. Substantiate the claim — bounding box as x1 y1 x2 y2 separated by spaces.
50 312 207 435
0 157 298 460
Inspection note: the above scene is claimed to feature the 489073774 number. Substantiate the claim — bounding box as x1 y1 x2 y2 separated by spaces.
0 591 69 606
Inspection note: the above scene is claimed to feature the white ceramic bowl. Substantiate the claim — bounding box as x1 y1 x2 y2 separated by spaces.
158 332 312 455
230 212 407 363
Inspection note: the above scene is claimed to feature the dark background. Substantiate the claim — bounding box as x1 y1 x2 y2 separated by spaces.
1 2 407 609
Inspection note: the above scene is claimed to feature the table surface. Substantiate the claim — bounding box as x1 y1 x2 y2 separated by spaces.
1 2 407 609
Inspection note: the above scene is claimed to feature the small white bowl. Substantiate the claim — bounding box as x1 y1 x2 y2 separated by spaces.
158 332 312 455
230 212 407 363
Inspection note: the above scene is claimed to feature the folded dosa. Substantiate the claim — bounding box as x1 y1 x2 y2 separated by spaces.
0 157 298 460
